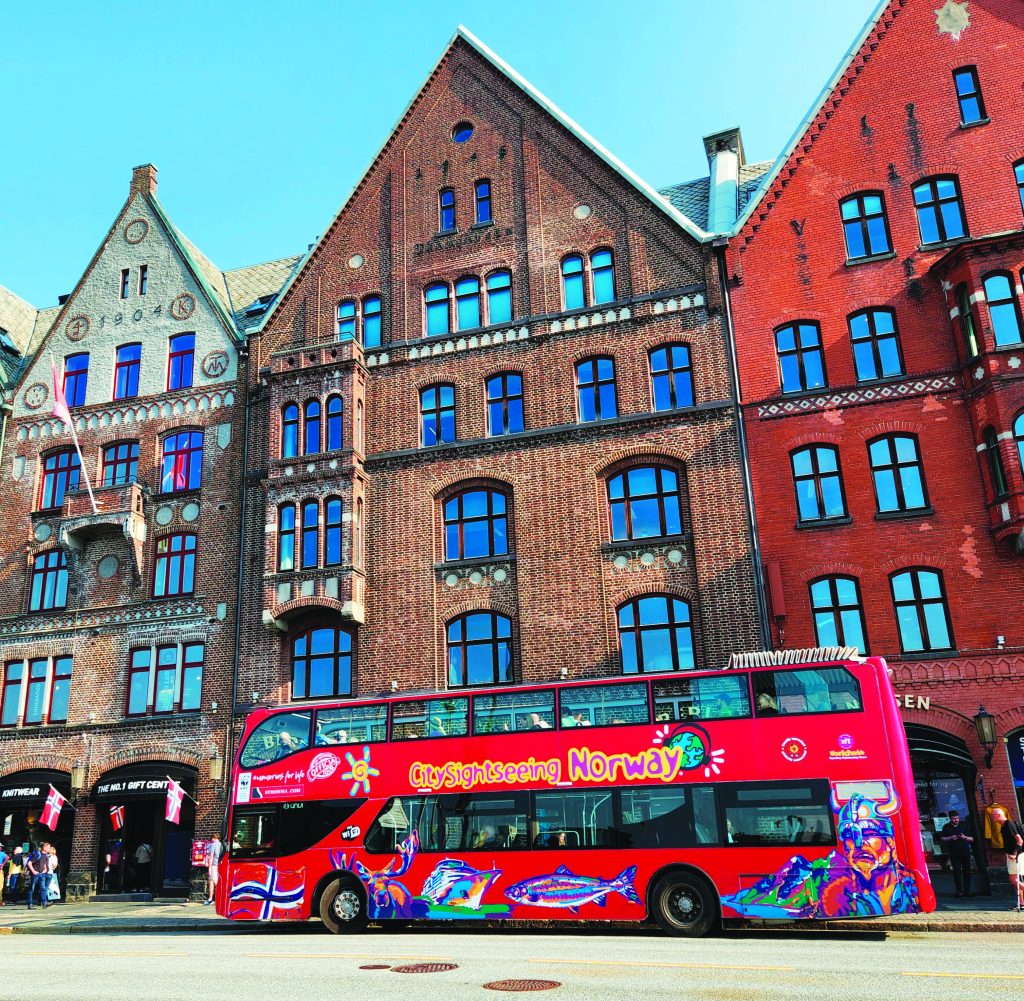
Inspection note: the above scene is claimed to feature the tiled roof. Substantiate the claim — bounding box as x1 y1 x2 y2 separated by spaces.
738 161 774 214
0 284 39 355
657 160 773 236
0 288 61 389
224 255 303 333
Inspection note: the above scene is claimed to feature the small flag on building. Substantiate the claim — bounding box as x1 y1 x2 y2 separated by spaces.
110 805 125 831
40 785 66 831
165 778 185 825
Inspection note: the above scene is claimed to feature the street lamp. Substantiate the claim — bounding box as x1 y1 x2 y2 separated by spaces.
973 705 997 768
71 760 85 791
209 750 224 782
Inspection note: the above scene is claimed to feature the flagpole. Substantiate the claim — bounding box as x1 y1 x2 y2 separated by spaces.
50 354 98 514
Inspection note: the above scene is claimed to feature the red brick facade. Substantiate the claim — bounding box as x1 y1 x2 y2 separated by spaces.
728 0 1024 854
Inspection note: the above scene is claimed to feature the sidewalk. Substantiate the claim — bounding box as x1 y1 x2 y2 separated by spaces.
1 896 1021 935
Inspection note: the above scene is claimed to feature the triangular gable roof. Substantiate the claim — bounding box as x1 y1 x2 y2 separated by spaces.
257 25 711 334
731 0 895 240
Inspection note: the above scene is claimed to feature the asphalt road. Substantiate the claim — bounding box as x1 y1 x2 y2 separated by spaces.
4 927 1023 1001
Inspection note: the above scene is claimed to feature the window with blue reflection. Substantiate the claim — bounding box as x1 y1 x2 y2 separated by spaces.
278 503 295 572
301 501 319 569
983 272 1023 346
840 193 891 259
618 596 694 674
775 323 826 393
810 576 867 653
849 309 903 381
486 373 524 436
292 626 352 699
455 276 481 331
29 549 69 612
953 67 986 125
325 497 343 566
913 177 966 245
475 180 492 224
869 435 928 513
421 384 456 446
113 343 141 400
591 249 615 304
1016 412 1024 475
303 400 321 455
891 569 953 653
576 357 617 422
562 255 585 310
281 404 299 459
439 188 456 232
486 271 512 325
1016 162 1024 218
49 656 73 722
608 466 683 541
650 344 694 410
63 353 89 407
326 396 343 451
444 489 508 561
362 296 382 348
425 283 450 336
791 446 847 522
337 300 356 340
447 612 513 687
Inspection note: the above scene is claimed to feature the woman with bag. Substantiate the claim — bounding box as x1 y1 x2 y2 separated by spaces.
46 845 60 903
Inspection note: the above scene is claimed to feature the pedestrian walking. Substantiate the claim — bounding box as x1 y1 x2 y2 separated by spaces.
7 849 24 904
0 843 9 906
133 841 153 892
24 842 49 910
990 807 1024 909
203 835 223 905
46 844 60 903
939 810 975 897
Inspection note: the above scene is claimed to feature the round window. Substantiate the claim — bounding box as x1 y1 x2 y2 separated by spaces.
452 121 474 143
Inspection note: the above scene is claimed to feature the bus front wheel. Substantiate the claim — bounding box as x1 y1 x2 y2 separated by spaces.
650 871 718 937
319 878 368 934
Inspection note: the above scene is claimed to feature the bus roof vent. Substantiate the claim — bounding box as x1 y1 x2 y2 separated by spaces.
726 647 863 669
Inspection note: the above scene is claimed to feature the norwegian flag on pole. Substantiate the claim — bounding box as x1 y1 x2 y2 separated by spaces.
165 778 185 824
51 359 72 429
40 785 66 831
110 805 125 831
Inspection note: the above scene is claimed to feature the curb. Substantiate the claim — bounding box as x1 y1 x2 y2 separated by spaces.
0 922 241 935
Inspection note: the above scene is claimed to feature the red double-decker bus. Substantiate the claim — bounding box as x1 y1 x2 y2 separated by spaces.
217 649 935 936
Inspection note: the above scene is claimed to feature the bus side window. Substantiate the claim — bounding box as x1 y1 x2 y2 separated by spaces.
720 781 833 847
443 793 529 850
559 682 649 729
391 697 469 741
473 690 555 735
754 668 862 716
231 807 278 857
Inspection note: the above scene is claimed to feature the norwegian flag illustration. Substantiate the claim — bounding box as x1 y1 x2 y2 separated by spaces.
165 779 185 824
40 785 65 831
110 805 125 831
228 864 306 920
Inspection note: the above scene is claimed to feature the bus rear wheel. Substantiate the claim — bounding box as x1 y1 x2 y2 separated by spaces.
319 878 368 934
650 871 718 937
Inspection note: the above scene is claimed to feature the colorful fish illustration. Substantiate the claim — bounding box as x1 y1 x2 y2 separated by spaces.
505 864 641 912
422 858 501 910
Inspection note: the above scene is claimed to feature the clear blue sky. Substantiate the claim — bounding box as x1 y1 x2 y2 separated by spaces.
1 0 878 308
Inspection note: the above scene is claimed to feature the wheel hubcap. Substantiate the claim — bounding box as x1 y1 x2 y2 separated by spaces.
332 889 361 922
668 886 700 924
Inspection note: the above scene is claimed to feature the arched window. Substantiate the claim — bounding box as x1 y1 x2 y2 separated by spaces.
983 426 1009 499
292 626 353 698
356 400 363 452
1016 412 1024 474
455 276 481 331
576 357 617 422
809 576 867 653
362 295 382 348
649 344 693 411
475 179 492 225
39 448 80 511
912 176 967 244
775 322 826 394
486 270 512 325
561 255 586 310
439 188 456 232
301 500 319 569
790 445 848 523
618 596 694 674
303 400 321 455
101 441 139 487
839 192 891 260
447 612 513 687
890 568 954 654
63 353 89 407
868 434 928 513
486 373 524 436
607 466 683 541
983 272 1023 346
29 549 69 612
153 533 197 597
444 489 508 561
281 403 299 459
590 248 615 304
848 309 903 381
326 395 343 451
337 299 357 340
325 497 343 566
425 283 450 337
956 283 980 359
161 431 203 492
278 504 296 572
420 384 456 446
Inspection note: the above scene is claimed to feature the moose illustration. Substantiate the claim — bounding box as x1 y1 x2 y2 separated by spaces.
353 830 424 919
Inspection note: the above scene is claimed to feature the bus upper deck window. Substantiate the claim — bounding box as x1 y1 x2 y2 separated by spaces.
753 668 862 717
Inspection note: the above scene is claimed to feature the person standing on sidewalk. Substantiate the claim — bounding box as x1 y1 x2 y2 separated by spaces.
133 841 153 892
203 835 223 905
7 849 23 904
0 843 9 906
993 808 1024 908
939 810 975 897
46 844 60 903
24 843 49 910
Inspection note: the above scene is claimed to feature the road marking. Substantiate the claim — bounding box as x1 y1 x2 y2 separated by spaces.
529 958 795 972
901 972 1024 981
245 952 455 961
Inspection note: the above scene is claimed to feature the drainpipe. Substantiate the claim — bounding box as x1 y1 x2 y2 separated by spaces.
714 241 771 651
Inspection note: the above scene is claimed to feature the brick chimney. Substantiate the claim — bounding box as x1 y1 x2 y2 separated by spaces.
130 164 158 198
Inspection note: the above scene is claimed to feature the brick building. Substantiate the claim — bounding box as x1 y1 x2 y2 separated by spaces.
0 165 296 898
238 29 764 736
717 0 1024 870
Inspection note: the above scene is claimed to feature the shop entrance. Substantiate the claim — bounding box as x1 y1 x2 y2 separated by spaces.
0 769 73 901
91 764 196 898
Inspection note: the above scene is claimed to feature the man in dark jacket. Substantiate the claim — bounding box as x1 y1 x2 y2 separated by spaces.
939 810 975 897
992 807 1024 908
23 843 49 910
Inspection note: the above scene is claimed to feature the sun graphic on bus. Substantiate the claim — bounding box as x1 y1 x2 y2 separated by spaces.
341 746 380 796
653 724 726 778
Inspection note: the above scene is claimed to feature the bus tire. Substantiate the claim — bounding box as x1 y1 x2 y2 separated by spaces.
319 877 368 934
650 870 718 937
